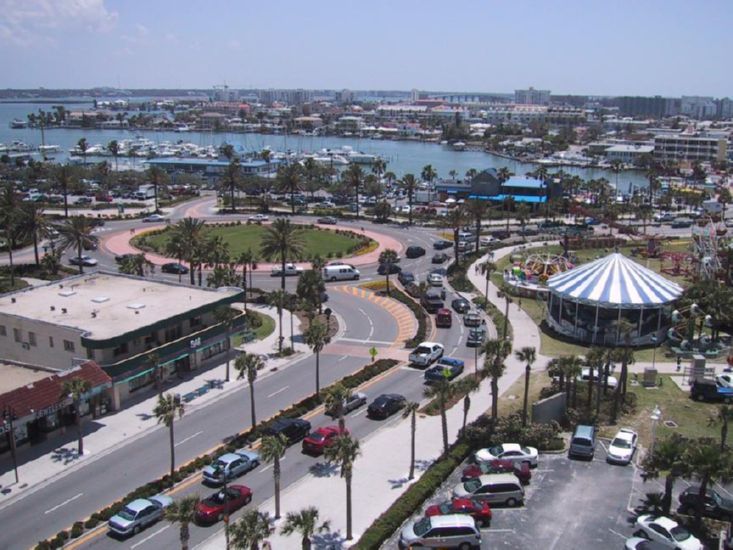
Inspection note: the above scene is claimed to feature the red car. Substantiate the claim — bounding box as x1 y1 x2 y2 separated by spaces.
461 459 531 484
302 426 348 455
194 485 252 524
425 498 492 527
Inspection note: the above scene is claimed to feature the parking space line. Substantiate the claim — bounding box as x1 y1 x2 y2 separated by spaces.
130 524 169 549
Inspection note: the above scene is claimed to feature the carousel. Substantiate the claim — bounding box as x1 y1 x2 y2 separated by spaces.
503 253 574 297
545 252 683 346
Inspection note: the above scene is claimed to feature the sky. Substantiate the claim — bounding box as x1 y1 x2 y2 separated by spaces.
0 0 731 97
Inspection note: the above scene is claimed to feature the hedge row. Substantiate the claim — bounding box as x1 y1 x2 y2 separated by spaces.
386 286 428 348
33 358 399 550
471 295 513 341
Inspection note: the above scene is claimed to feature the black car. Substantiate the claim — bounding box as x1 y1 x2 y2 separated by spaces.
161 262 189 275
262 418 312 445
377 263 402 275
367 394 406 419
433 240 453 250
405 245 426 258
671 219 693 229
432 253 449 264
679 486 733 519
451 297 471 313
398 271 415 285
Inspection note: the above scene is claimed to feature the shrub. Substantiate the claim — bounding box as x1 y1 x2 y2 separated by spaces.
70 522 84 538
84 517 100 529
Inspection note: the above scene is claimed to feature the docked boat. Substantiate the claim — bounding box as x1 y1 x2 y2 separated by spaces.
9 119 27 129
452 141 466 151
38 144 61 154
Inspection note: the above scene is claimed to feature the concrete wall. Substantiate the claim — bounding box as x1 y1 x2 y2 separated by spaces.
532 392 566 424
0 315 85 369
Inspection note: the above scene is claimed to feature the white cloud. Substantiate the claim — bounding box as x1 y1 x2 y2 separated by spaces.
0 0 118 46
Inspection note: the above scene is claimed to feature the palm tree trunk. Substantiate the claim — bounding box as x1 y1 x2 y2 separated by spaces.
274 462 281 519
463 395 470 430
695 474 710 527
345 474 353 540
242 266 248 311
522 365 530 426
491 377 499 419
76 409 84 455
408 192 413 226
189 261 195 285
249 384 256 429
315 350 321 397
440 395 448 455
154 182 159 213
224 324 231 382
181 524 189 550
32 231 40 265
230 183 235 214
408 414 416 480
7 243 15 286
663 474 674 515
722 418 728 452
586 365 594 412
169 421 175 477
77 242 84 274
385 272 390 295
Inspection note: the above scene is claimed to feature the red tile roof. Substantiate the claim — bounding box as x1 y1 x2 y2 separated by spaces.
0 361 111 420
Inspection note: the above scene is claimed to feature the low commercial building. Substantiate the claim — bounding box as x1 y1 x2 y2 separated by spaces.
0 273 244 408
604 144 655 163
145 157 281 178
653 133 728 163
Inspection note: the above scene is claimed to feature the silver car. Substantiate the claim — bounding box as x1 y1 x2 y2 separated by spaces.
107 495 173 537
202 449 260 485
326 392 367 417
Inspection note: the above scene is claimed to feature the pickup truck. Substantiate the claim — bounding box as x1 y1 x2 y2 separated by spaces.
690 379 733 402
421 289 445 313
409 342 444 368
271 263 304 277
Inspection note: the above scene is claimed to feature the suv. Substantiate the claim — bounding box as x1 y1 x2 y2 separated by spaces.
453 473 525 507
409 342 444 367
691 379 733 402
262 418 312 445
405 245 426 258
399 514 481 549
679 486 733 519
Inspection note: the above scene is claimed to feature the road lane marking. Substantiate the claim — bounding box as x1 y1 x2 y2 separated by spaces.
337 337 394 346
608 528 627 540
130 524 170 549
267 386 289 398
44 492 83 514
175 430 203 448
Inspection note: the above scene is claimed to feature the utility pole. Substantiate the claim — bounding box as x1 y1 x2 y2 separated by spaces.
3 406 19 484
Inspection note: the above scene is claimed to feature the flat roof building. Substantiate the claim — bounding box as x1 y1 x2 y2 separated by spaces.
653 133 728 163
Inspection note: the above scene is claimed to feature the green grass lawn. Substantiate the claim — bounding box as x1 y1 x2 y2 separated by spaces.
140 223 367 260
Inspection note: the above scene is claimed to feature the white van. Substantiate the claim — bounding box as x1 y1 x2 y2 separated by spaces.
322 264 360 282
399 514 481 549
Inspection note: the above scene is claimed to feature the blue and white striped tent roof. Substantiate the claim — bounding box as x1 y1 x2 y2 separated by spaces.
546 253 683 307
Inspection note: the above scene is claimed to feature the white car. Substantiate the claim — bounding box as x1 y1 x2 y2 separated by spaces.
248 214 269 222
69 255 98 267
427 273 443 287
634 514 703 550
717 373 733 388
271 263 303 277
475 443 538 468
606 427 638 465
624 537 672 549
578 367 618 389
142 214 165 223
408 341 444 367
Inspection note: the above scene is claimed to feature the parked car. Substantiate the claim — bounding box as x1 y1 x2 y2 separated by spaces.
405 245 426 258
107 495 173 537
435 308 452 328
142 214 165 223
606 428 638 465
421 289 445 313
717 373 733 388
398 271 415 285
690 379 733 402
633 514 703 550
302 426 348 455
399 514 481 550
427 273 443 286
424 358 464 383
577 367 618 389
433 240 453 250
461 459 532 485
325 392 367 417
451 297 471 313
317 216 337 225
74 196 92 205
162 262 189 274
432 252 449 264
463 311 482 327
68 255 98 267
377 262 401 275
248 214 269 222
261 418 312 445
678 485 733 520
271 263 303 277
671 219 693 229
466 326 487 347
194 485 252 525
624 537 672 550
202 449 260 485
453 473 525 507
409 341 444 367
367 393 406 419
425 498 492 527
475 443 538 467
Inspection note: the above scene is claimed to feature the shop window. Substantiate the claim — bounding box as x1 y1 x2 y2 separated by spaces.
113 342 129 357
13 328 21 343
63 340 75 352
129 373 152 392
28 332 37 346
0 325 6 336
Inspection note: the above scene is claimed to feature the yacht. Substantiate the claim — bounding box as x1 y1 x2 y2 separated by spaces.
452 141 466 151
10 119 28 129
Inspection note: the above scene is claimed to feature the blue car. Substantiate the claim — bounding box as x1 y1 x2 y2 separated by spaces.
424 358 465 384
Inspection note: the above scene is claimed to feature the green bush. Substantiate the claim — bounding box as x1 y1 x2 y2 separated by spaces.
34 542 51 550
70 522 84 538
84 517 100 529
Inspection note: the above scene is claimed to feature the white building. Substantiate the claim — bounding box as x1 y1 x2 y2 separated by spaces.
604 144 655 163
514 87 551 105
653 133 728 163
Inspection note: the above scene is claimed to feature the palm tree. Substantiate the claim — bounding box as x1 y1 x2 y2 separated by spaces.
54 216 98 274
344 164 363 219
267 289 287 353
164 232 188 283
322 383 351 431
465 199 488 253
238 249 258 311
230 509 273 550
323 434 360 540
18 201 50 266
444 206 469 264
478 260 496 302
119 253 155 277
222 159 241 213
55 164 74 218
465 168 478 180
153 392 185 477
378 248 399 295
421 164 437 186
424 375 454 455
684 437 733 526
515 203 531 240
60 378 91 456
0 186 23 286
611 319 636 423
107 140 120 172
709 405 733 452
215 306 239 382
147 165 167 213
277 162 302 215
515 346 536 426
280 507 330 550
641 434 689 515
165 495 200 550
584 347 605 414
260 218 305 291
235 353 263 429
482 339 512 419
400 174 418 226
260 433 288 519
304 319 330 397
502 195 515 234
497 167 513 183
401 401 420 480
169 218 206 285
77 137 88 165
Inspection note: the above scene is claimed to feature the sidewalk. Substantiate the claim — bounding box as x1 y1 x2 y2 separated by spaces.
0 305 307 509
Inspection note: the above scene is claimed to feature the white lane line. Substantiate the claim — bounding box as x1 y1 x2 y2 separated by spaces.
337 337 394 345
267 386 289 398
175 430 203 448
44 492 83 514
357 307 375 340
130 524 170 549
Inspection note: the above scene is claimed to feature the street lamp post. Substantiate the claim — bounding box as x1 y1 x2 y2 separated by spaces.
650 405 662 456
3 405 19 484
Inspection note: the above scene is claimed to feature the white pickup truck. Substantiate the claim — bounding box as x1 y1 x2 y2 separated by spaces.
271 263 304 277
409 342 444 367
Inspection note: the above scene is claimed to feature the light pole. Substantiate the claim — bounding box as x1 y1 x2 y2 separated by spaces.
650 405 662 456
651 334 658 371
3 405 19 484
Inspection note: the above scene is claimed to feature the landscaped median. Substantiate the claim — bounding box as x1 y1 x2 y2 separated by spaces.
33 358 400 550
359 280 430 348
